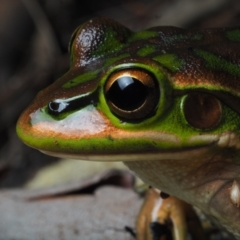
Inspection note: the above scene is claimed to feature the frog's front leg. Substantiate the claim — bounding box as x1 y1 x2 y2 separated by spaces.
137 188 205 240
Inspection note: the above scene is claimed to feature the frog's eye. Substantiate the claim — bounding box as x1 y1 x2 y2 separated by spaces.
182 92 222 130
105 69 159 120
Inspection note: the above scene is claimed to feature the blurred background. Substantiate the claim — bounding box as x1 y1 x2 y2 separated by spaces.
1 0 240 189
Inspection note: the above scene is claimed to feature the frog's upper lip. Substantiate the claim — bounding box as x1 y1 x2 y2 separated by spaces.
39 131 240 161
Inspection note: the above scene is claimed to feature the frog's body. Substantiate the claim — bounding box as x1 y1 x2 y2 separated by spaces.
17 17 240 238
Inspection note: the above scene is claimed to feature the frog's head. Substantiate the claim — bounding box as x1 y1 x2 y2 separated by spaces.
17 17 240 161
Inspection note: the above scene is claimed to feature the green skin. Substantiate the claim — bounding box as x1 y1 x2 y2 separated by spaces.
17 17 240 238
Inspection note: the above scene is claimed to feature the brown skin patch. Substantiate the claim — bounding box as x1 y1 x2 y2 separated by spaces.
173 60 240 93
71 17 132 67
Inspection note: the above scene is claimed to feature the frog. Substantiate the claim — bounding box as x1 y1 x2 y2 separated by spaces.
17 16 240 239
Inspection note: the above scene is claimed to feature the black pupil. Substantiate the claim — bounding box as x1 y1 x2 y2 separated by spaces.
108 76 148 111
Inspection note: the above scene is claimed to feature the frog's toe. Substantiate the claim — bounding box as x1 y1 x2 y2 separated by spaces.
136 188 205 240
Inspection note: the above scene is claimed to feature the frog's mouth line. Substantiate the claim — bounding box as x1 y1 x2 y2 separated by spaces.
41 144 213 161
37 131 239 161
41 141 218 162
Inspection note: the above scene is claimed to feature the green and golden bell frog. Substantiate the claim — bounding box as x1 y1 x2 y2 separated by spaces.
17 17 240 238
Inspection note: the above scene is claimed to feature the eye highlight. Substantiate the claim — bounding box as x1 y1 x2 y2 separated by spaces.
182 92 222 130
105 69 159 121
